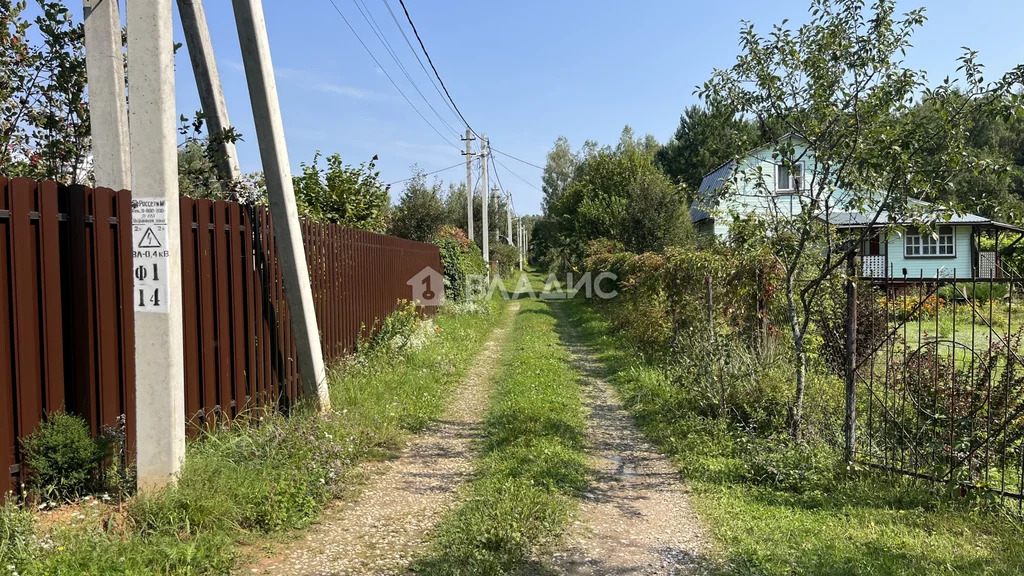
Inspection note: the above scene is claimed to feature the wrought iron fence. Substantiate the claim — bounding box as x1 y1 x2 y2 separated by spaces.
854 271 1024 510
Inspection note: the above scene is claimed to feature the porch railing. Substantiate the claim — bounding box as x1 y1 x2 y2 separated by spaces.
862 255 886 278
979 251 997 278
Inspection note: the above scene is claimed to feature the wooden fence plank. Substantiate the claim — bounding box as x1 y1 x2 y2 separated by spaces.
213 203 232 416
0 178 15 495
115 190 136 456
179 198 201 423
195 200 217 421
37 181 64 414
92 188 121 433
65 185 97 432
228 204 247 416
10 179 44 446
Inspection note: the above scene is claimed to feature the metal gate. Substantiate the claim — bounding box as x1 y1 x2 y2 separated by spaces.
854 273 1024 509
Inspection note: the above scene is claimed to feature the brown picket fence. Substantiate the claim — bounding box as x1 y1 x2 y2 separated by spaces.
0 177 441 497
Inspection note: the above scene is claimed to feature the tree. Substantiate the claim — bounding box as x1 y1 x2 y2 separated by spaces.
702 0 1024 440
292 151 390 232
1 0 90 183
541 136 576 213
621 168 691 253
437 177 510 249
441 181 468 230
656 102 760 193
908 94 1024 221
547 126 690 262
176 112 248 200
389 169 445 242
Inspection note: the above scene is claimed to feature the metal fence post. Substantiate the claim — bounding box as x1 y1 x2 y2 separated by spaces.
845 251 858 463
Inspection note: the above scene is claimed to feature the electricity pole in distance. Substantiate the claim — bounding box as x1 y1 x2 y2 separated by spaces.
461 129 475 241
480 135 489 267
506 193 513 245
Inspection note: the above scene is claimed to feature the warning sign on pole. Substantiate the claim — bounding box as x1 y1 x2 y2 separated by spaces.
132 198 171 313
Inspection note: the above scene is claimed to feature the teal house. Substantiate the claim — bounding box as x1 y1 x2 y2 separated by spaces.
690 140 1023 280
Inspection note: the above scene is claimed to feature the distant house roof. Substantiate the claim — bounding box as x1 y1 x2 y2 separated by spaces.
689 136 806 224
690 159 735 223
827 209 1024 233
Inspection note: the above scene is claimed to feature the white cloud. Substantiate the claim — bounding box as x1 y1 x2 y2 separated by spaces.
273 66 385 100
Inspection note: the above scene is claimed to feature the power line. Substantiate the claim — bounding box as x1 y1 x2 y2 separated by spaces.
494 156 543 194
491 147 544 171
325 0 460 151
489 153 509 206
396 0 477 138
350 0 462 139
380 0 461 122
386 162 464 186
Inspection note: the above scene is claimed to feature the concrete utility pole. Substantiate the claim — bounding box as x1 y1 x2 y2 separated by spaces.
461 129 475 241
125 0 185 491
480 135 489 265
232 0 330 410
524 228 528 264
518 219 523 270
83 0 131 189
178 0 241 183
506 193 513 245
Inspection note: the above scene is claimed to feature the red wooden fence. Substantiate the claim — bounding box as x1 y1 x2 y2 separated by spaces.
0 178 442 496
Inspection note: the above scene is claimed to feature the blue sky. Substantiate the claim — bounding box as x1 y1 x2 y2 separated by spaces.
161 0 1024 215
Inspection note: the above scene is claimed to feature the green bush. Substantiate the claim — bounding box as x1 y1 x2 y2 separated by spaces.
292 151 390 231
490 243 520 278
434 225 485 302
21 412 107 500
367 300 422 354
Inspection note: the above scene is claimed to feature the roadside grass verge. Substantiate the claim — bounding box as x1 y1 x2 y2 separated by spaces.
564 297 1024 576
1 299 504 576
414 298 589 575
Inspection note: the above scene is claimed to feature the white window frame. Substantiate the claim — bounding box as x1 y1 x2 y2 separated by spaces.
904 226 956 258
775 162 804 193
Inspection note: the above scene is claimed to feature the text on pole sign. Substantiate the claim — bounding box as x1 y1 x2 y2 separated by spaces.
132 198 170 313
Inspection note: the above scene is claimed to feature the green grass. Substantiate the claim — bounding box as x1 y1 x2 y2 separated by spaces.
2 300 505 576
414 297 589 575
563 297 1024 576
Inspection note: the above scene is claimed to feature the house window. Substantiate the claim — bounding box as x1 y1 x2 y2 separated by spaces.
776 162 803 192
905 226 955 257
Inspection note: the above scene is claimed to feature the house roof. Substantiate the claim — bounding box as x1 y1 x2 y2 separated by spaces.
827 209 1024 233
690 159 735 223
689 135 808 224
